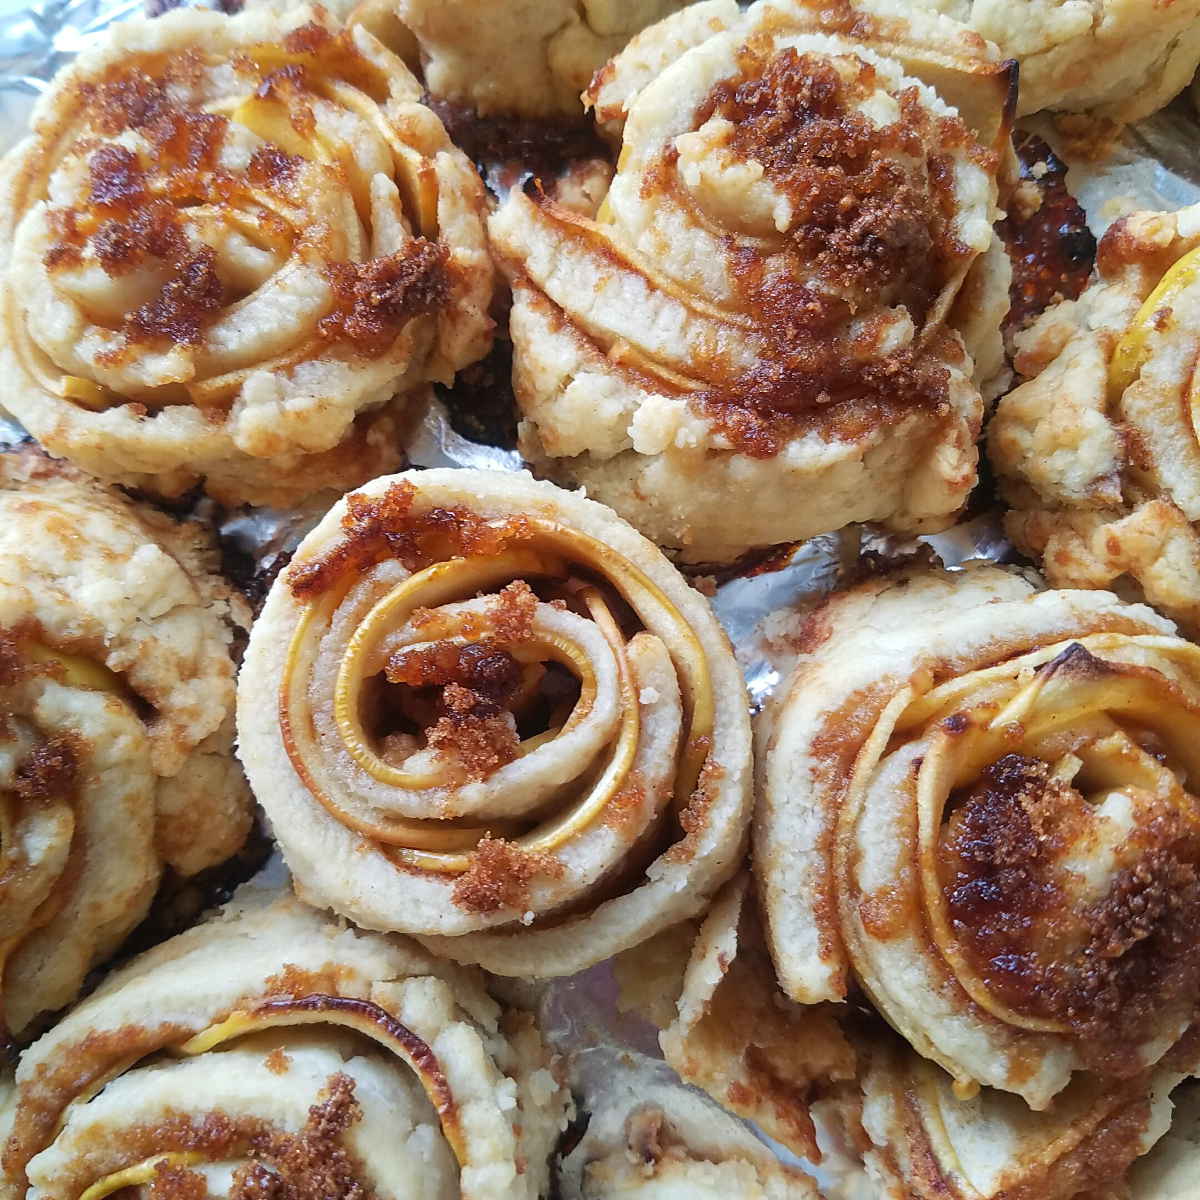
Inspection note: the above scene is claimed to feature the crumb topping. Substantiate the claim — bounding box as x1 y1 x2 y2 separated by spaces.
451 837 563 914
939 749 1200 1068
287 482 534 598
672 45 980 453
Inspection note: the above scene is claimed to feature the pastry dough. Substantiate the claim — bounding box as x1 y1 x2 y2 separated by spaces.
927 0 1200 123
661 876 856 1163
361 0 690 118
756 567 1200 1110
991 201 1200 634
831 1035 1196 1199
0 448 250 1036
237 468 752 977
0 3 492 505
0 892 569 1200
490 0 1014 561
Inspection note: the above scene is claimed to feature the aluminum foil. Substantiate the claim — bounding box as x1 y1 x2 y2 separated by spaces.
5 0 1200 1188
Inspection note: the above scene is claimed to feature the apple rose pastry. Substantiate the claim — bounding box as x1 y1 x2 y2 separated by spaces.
0 893 570 1200
0 449 251 1038
756 567 1200 1112
927 0 1200 124
238 468 751 975
991 201 1200 635
0 3 492 506
489 0 1014 562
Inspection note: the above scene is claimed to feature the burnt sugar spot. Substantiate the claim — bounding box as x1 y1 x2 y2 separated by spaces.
125 247 225 348
939 752 1200 1070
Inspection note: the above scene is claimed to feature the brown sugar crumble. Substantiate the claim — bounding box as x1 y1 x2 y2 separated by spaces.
12 735 79 807
148 1161 209 1200
939 746 1200 1069
451 837 563 914
318 242 451 356
668 46 976 455
287 482 535 598
427 682 521 780
264 1047 292 1076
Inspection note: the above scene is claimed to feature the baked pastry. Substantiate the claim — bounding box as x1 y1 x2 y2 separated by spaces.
0 3 492 506
926 0 1200 123
352 0 690 119
0 448 251 1038
237 468 752 976
833 1035 1198 1199
991 202 1200 634
661 875 856 1163
557 1052 820 1197
669 823 1199 1196
490 0 1014 562
756 567 1200 1111
0 892 569 1200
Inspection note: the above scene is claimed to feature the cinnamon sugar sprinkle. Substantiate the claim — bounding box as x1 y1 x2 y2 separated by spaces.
671 45 983 455
452 837 563 914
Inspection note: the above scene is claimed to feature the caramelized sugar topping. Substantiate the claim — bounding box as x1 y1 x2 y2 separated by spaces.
939 753 1200 1069
675 45 989 454
287 482 533 599
43 33 448 365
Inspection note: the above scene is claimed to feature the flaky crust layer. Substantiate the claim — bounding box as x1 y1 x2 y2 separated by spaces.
237 469 752 976
491 0 1014 561
0 4 492 505
0 449 250 1035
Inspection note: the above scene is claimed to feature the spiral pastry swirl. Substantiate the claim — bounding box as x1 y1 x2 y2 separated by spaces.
0 4 492 506
0 894 569 1200
237 469 751 976
992 200 1200 636
0 449 251 1038
488 0 1014 562
756 567 1200 1111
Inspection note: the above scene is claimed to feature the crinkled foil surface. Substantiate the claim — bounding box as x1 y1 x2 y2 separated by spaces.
4 0 1200 1183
